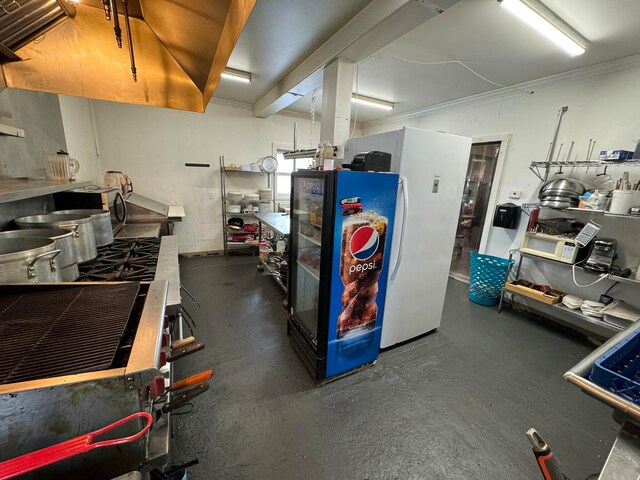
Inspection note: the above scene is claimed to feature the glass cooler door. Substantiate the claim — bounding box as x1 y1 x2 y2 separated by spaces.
289 172 332 346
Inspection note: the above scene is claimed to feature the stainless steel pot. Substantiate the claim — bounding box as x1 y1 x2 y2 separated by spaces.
538 195 579 203
540 178 585 195
15 214 97 263
539 189 580 199
0 228 78 281
0 238 61 283
52 209 113 247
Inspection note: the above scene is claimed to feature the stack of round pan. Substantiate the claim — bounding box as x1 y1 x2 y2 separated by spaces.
538 178 585 208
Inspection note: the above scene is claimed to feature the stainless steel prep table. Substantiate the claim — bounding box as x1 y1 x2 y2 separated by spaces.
565 322 640 478
254 212 290 238
156 235 182 317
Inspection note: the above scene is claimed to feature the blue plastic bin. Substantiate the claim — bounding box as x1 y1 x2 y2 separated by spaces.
590 329 640 405
468 252 513 307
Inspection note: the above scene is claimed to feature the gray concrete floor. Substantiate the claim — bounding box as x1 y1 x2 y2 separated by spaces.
172 255 618 480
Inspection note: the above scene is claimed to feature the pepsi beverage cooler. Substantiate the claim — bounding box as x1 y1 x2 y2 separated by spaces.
288 170 398 382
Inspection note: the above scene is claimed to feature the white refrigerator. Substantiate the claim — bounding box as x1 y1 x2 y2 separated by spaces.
345 127 471 348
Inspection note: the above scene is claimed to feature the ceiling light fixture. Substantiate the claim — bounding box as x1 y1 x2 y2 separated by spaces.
498 0 587 57
351 94 394 110
221 67 252 83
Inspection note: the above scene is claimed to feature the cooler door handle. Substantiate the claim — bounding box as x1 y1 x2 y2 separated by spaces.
390 176 408 281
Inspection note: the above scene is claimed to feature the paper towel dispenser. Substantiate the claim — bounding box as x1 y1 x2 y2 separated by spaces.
493 203 520 229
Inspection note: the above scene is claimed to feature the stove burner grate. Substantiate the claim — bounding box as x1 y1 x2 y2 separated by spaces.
0 283 141 384
78 237 160 282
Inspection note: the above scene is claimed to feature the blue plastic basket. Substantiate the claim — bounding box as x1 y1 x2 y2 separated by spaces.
590 329 640 405
468 252 513 307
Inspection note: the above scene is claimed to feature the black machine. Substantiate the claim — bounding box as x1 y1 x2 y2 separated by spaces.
344 151 391 172
492 203 520 229
583 238 617 273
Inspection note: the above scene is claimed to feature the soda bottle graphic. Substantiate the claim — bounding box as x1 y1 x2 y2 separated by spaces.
337 211 388 339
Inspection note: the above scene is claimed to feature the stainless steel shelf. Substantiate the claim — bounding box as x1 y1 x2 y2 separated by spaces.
609 274 640 286
220 155 273 258
0 179 91 204
529 160 640 181
528 204 640 220
505 288 622 339
258 257 287 293
298 262 319 281
532 160 640 167
299 232 320 246
220 168 266 175
517 250 640 286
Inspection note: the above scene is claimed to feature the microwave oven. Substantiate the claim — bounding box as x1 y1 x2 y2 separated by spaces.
53 186 127 235
520 232 590 264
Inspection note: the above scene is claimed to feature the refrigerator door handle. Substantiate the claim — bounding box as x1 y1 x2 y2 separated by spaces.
390 176 408 281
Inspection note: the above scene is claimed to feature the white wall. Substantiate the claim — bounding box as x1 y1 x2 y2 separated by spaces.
362 60 640 307
0 88 67 178
61 98 322 254
59 96 101 185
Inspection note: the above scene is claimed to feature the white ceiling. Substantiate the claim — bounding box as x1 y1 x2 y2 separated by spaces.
212 0 372 104
214 0 640 124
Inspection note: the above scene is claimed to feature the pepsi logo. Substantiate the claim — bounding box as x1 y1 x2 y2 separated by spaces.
349 226 379 261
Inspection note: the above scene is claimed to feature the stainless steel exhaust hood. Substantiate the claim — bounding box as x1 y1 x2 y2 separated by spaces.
0 0 255 112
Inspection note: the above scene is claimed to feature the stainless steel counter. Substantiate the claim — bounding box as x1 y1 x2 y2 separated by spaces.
0 178 91 204
116 223 162 238
156 235 181 316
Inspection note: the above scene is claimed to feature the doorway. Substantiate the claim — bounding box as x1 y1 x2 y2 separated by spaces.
450 141 501 281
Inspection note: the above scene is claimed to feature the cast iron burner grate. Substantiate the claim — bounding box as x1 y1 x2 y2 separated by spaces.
78 238 160 281
0 283 140 384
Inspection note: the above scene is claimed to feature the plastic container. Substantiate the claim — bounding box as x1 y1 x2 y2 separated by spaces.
227 192 244 204
608 190 640 214
469 252 514 307
258 202 273 213
259 189 272 201
590 329 640 404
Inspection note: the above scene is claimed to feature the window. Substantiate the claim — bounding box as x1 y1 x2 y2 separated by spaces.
275 151 313 199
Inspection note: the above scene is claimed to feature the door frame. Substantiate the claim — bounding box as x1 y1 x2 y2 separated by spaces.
472 134 511 254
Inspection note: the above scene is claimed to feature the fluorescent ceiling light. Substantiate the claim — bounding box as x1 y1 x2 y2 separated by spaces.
351 94 394 110
221 68 252 83
499 0 587 57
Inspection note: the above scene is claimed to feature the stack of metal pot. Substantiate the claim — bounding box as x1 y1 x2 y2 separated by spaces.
0 228 77 282
0 209 112 284
538 178 586 208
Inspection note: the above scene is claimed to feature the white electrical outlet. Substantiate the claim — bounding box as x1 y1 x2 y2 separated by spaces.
508 190 522 199
208 191 215 199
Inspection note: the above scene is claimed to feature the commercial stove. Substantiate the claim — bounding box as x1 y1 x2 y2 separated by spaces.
76 235 181 316
0 236 183 478
78 238 161 282
0 281 169 479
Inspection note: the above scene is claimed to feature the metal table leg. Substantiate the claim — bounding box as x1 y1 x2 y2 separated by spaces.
257 220 264 271
499 250 520 313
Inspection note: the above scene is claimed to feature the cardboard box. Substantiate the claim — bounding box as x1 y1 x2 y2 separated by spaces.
598 149 634 161
505 280 565 305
